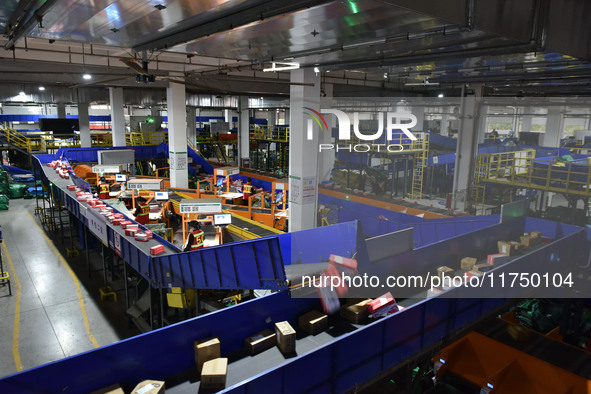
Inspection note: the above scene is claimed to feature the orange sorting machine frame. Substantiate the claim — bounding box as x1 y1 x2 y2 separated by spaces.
433 332 591 393
319 187 450 219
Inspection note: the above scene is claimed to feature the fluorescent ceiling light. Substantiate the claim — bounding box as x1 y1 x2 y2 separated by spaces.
313 67 320 73
404 80 440 86
38 86 45 91
438 93 444 98
263 62 300 72
82 73 92 80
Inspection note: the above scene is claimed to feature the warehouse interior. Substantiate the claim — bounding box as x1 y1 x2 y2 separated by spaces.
0 1 590 393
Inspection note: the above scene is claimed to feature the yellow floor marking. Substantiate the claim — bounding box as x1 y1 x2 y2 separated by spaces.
26 212 99 348
2 241 23 371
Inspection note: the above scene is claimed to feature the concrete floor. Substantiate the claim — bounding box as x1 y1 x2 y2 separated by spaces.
0 198 137 379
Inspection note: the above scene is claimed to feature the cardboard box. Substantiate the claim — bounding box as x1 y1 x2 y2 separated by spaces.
244 329 276 356
461 257 477 271
275 321 296 354
529 230 542 239
150 245 165 255
120 221 133 229
131 380 165 394
340 298 372 323
298 310 328 335
126 224 139 229
125 228 140 236
367 292 396 315
89 384 125 394
135 233 149 242
112 219 124 226
497 241 516 256
194 337 221 374
487 253 510 266
519 235 533 247
113 213 124 219
201 358 227 389
509 241 521 251
145 230 154 239
328 254 358 270
67 185 76 191
436 266 454 279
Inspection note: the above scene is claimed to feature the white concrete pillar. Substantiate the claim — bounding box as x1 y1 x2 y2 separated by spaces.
166 79 189 188
238 96 250 167
318 83 334 183
411 105 425 131
187 106 197 146
78 102 91 148
478 105 489 144
109 87 126 147
57 102 66 118
268 110 277 128
441 110 450 136
289 68 321 231
521 107 533 132
542 106 563 147
452 84 483 212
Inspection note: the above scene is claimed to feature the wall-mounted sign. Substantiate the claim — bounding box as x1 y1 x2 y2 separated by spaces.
127 178 163 190
87 206 108 244
92 165 123 174
179 198 222 214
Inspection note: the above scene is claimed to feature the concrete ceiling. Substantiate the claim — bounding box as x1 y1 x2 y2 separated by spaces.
0 0 590 104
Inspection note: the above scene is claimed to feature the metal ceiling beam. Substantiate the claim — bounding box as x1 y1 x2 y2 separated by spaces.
380 0 545 47
133 0 333 54
4 0 59 50
5 0 38 35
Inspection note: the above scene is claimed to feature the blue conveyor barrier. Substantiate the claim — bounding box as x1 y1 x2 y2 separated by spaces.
3 215 588 393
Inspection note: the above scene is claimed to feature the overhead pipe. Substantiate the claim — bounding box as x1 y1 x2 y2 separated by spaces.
4 0 59 50
309 0 551 74
4 0 38 35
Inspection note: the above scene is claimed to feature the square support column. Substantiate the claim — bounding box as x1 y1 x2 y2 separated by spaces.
238 96 250 167
166 79 189 189
109 87 126 147
289 68 321 231
452 84 483 212
78 102 91 148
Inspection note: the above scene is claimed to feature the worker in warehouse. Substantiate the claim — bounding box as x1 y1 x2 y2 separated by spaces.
133 196 150 225
97 177 111 200
242 178 253 202
183 220 205 252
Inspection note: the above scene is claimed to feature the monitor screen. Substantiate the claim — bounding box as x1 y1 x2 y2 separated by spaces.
216 178 224 187
213 213 232 226
116 174 127 182
155 191 169 201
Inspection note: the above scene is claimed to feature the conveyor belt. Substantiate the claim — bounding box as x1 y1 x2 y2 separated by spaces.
167 315 364 393
169 191 281 239
229 213 280 238
40 164 178 256
319 186 453 217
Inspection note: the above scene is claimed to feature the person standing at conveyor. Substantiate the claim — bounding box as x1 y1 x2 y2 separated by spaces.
183 220 205 252
134 196 150 225
98 177 111 200
242 178 253 202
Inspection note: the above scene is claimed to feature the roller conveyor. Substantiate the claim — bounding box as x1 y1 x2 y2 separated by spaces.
228 213 279 238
